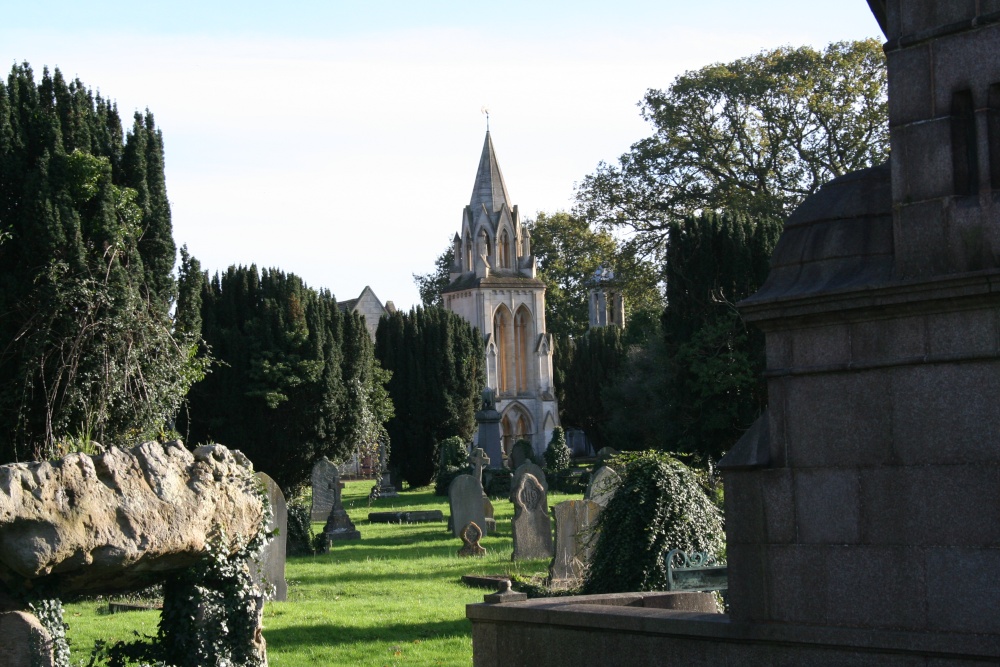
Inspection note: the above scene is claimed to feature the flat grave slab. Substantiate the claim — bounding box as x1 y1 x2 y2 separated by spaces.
368 510 444 524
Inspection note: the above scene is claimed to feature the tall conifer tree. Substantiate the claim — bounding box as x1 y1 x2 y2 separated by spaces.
0 63 196 462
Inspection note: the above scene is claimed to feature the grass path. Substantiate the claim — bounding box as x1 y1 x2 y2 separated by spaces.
65 479 577 666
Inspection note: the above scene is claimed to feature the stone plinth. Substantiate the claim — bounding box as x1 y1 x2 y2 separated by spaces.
468 593 999 667
474 408 503 470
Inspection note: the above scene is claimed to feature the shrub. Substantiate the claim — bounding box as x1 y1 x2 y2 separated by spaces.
286 500 315 556
484 468 512 497
434 466 466 496
510 439 538 467
543 427 571 475
582 450 724 594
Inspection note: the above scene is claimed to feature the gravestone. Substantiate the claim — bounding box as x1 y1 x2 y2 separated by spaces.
458 521 486 557
374 442 398 498
252 472 287 601
511 473 553 560
310 457 339 521
475 387 503 468
549 499 601 589
0 611 53 667
449 474 488 538
510 461 548 503
585 465 621 508
322 468 360 542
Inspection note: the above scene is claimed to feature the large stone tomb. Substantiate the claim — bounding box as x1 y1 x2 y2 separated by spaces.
468 3 1000 664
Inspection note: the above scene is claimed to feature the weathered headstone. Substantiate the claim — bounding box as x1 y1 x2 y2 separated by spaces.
585 466 621 508
0 611 53 667
310 457 339 521
449 475 488 538
475 388 504 468
549 499 602 589
374 442 398 498
323 469 360 542
511 473 553 560
510 461 548 502
252 472 287 601
458 521 486 557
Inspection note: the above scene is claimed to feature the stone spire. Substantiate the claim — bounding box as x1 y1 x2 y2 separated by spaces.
469 131 511 214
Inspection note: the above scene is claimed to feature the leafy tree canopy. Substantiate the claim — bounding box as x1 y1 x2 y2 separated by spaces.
528 211 661 338
575 39 888 257
413 243 455 308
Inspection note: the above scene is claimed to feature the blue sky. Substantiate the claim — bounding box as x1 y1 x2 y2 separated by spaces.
3 2 883 310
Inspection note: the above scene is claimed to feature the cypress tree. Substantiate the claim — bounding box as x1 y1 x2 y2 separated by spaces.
375 306 483 488
661 212 782 461
0 63 195 462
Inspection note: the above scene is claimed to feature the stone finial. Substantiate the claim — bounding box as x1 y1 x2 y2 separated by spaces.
483 579 528 604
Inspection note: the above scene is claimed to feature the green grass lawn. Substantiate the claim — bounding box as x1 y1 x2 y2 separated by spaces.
65 479 579 666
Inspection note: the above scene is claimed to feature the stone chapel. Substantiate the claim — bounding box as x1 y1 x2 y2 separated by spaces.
441 132 559 459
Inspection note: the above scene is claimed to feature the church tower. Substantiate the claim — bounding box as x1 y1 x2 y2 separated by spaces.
442 132 559 460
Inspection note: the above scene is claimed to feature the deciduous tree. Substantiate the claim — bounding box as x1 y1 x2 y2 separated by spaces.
576 39 888 257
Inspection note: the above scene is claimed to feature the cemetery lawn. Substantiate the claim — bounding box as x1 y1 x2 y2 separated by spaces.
64 479 579 666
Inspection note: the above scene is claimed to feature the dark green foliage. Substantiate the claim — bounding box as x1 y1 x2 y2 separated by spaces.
436 435 468 470
484 468 512 497
661 212 781 461
510 439 538 466
555 326 628 450
543 427 571 474
286 500 315 556
375 306 484 488
412 244 455 308
181 266 386 492
29 598 70 667
576 40 888 257
432 436 469 496
582 451 724 594
0 63 198 462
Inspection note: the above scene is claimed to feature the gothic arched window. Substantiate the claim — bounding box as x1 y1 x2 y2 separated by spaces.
499 229 511 269
494 306 512 393
514 306 532 393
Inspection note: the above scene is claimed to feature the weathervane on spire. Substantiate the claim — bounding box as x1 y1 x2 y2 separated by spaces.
481 105 490 131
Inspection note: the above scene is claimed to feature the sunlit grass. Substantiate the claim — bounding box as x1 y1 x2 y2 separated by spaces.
65 479 578 666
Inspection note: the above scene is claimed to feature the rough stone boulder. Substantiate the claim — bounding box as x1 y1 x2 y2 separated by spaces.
0 441 265 596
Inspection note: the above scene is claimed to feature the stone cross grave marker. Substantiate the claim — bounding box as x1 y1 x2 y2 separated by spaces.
310 457 339 521
469 447 490 487
512 472 554 560
251 472 287 601
323 466 360 542
549 499 602 589
449 474 488 538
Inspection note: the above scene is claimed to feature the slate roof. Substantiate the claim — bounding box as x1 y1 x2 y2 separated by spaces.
469 131 511 214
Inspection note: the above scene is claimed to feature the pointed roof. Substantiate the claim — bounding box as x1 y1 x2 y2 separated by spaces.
469 131 511 213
